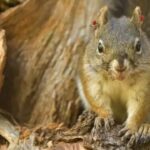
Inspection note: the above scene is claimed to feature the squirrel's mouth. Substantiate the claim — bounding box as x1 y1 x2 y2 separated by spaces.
111 71 126 80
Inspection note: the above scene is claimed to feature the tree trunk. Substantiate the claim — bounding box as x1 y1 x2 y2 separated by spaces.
0 0 102 126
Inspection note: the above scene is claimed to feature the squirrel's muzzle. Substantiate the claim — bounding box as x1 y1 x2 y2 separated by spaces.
111 52 129 73
110 58 129 80
111 59 128 73
115 65 127 73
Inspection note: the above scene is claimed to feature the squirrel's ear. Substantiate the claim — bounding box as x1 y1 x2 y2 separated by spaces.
90 6 108 36
131 6 143 28
91 6 108 29
97 6 108 26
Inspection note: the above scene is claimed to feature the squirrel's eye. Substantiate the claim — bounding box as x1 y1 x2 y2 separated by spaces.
135 39 142 54
97 40 105 55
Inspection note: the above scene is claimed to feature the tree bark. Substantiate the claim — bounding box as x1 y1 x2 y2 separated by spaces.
0 0 102 126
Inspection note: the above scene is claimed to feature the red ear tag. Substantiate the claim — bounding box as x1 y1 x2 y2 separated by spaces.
140 15 144 22
92 20 97 26
92 20 98 30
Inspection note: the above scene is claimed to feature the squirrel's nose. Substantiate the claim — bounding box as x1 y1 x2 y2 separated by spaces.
111 59 128 73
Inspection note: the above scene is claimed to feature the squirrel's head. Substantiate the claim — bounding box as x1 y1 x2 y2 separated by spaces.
86 6 150 80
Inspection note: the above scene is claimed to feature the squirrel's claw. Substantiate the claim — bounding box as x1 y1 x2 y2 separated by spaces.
91 116 115 141
119 124 150 147
94 116 115 131
91 116 103 141
136 124 150 144
94 116 103 129
121 129 132 142
104 117 115 130
127 134 136 147
119 126 136 147
118 126 128 136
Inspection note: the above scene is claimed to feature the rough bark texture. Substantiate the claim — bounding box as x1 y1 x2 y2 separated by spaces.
0 0 102 126
1 111 149 150
0 30 19 150
0 0 150 149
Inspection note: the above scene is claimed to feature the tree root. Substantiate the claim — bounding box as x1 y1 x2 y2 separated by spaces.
0 114 19 150
32 111 150 150
0 110 150 149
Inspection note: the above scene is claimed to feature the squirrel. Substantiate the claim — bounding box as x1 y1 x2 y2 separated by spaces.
77 6 150 144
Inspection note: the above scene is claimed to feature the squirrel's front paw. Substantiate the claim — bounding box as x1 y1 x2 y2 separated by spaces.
119 124 150 147
94 116 115 131
119 124 136 147
91 116 115 141
135 124 150 144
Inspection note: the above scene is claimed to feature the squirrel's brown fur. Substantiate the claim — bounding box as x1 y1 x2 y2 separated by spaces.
77 6 150 143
